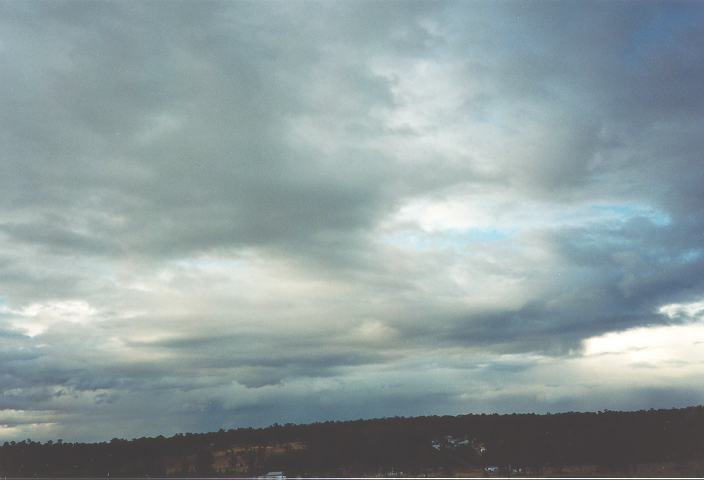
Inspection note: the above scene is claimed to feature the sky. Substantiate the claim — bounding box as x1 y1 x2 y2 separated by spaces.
1 0 704 442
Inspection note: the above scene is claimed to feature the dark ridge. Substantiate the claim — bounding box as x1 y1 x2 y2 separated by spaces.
2 405 704 477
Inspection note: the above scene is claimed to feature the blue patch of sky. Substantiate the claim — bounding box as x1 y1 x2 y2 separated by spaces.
384 228 514 251
438 228 514 250
589 203 671 226
463 228 513 242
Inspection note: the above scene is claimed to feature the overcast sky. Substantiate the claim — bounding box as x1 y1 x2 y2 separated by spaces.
1 0 704 442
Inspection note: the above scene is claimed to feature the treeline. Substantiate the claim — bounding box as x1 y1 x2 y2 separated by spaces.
1 406 703 476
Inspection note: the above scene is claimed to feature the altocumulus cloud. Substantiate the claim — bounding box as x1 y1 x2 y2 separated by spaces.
1 0 704 441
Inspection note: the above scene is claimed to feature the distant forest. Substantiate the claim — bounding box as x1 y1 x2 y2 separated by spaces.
1 406 703 477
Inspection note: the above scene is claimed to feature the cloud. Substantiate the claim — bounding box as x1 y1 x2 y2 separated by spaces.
1 0 704 441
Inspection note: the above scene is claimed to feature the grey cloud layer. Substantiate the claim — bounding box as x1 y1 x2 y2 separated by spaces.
1 0 704 441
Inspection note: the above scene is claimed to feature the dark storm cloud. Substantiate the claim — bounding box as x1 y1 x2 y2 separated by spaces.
408 215 704 354
2 1 395 256
1 0 704 441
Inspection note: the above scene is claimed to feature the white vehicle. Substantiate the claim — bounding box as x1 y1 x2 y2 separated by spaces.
262 472 286 480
